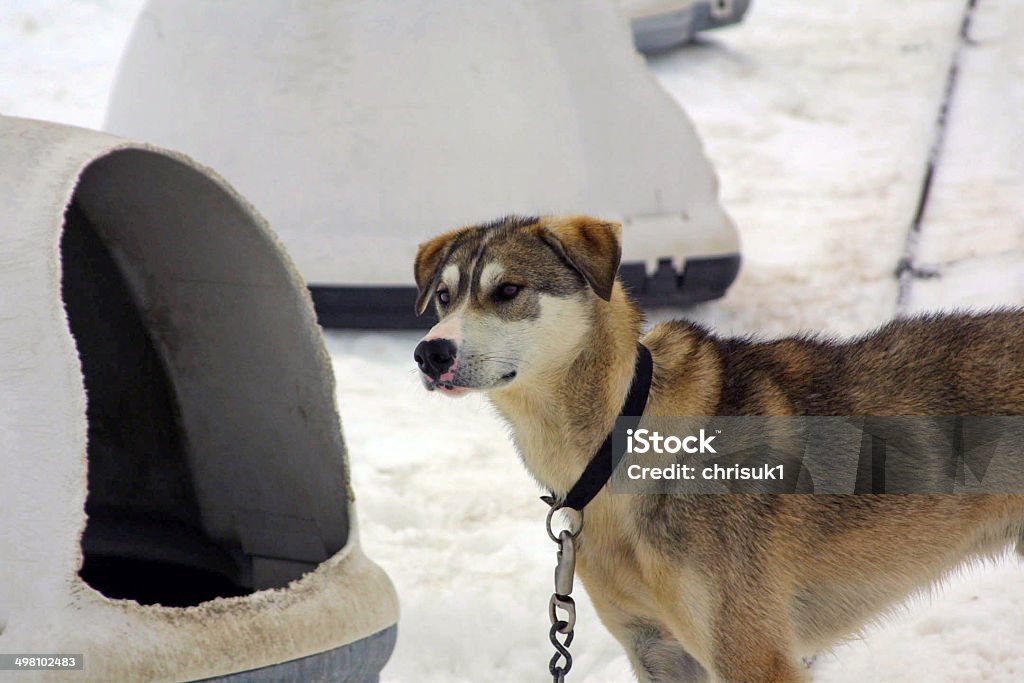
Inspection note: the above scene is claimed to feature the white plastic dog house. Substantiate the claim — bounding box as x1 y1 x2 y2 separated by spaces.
104 0 741 328
0 115 397 681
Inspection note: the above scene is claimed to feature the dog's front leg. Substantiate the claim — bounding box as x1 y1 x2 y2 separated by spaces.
706 598 807 683
628 620 710 683
586 592 708 683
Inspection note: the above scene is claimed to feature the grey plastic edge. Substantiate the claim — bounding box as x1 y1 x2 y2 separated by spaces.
196 625 397 683
309 253 741 329
631 0 752 54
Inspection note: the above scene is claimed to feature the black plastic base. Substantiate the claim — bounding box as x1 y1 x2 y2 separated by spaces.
309 254 740 329
196 625 397 683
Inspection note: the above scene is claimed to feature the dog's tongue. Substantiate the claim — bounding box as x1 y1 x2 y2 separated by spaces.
438 383 468 397
437 360 459 384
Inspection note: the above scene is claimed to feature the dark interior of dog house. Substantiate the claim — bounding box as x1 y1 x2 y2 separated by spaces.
60 150 352 607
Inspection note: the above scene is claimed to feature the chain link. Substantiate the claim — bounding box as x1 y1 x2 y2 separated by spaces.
546 505 583 683
548 619 574 682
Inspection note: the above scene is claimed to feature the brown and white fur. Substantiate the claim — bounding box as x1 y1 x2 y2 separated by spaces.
412 214 1024 682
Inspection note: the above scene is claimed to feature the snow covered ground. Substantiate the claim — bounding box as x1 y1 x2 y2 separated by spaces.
3 1 1022 681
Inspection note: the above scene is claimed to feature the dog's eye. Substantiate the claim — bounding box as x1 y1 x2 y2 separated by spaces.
437 289 451 306
496 284 521 301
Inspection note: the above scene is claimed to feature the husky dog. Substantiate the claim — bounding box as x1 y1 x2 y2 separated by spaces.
413 214 1024 682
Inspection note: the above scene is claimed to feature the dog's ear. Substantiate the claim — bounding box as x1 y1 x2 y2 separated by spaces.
414 228 467 315
540 216 622 301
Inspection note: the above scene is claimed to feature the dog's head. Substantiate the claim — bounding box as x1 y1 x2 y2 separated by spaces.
413 214 622 396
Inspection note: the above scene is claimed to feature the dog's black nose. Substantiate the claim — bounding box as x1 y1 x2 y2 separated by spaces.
414 338 457 378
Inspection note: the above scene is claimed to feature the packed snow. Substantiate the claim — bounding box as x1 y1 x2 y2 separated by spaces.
2 1 1022 681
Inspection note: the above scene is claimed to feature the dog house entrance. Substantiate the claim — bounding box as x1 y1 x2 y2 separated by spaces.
63 201 246 606
61 149 351 607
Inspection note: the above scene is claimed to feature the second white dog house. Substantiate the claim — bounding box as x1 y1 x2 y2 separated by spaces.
104 0 741 328
0 115 397 681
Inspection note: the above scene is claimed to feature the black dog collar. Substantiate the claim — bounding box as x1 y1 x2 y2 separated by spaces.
543 343 654 512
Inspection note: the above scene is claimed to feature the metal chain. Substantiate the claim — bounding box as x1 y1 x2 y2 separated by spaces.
545 504 583 683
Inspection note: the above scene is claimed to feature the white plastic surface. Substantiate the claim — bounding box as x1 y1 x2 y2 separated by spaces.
104 0 739 285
